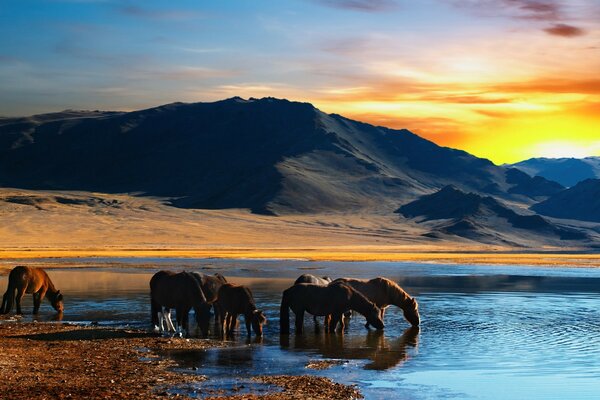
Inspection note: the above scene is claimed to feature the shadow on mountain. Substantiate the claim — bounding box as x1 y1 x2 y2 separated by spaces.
531 179 600 222
397 186 586 241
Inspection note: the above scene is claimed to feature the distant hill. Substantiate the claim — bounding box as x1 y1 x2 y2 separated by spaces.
506 157 600 187
531 179 600 222
397 186 586 242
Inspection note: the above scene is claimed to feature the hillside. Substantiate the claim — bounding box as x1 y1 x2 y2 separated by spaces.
0 97 560 215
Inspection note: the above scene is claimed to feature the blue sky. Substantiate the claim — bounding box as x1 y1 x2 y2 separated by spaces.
1 0 599 162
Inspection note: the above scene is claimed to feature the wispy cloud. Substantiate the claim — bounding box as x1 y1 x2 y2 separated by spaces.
448 0 586 37
503 0 561 21
543 23 586 37
309 0 398 12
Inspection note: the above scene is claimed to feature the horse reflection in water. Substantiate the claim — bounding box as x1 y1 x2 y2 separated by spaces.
281 327 420 371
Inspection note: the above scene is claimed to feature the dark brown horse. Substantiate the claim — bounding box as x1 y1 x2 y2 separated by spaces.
294 274 351 328
190 272 228 334
331 277 420 327
150 271 211 337
280 283 384 334
215 283 266 337
1 266 63 315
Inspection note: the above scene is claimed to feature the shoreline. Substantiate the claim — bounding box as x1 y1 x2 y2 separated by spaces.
1 247 600 268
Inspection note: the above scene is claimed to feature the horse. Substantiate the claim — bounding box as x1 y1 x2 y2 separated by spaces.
1 266 64 315
215 283 266 337
330 277 419 327
150 270 211 337
294 274 351 328
190 272 228 333
280 283 384 335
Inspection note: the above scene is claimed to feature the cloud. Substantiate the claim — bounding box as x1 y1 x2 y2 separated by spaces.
309 0 397 12
504 0 560 21
448 1 587 39
543 23 586 37
491 78 600 95
449 0 561 21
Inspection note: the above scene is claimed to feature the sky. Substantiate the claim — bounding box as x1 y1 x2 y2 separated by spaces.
1 0 599 164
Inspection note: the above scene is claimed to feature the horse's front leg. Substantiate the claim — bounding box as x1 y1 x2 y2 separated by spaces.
245 313 252 336
32 292 41 314
294 309 305 334
329 314 343 333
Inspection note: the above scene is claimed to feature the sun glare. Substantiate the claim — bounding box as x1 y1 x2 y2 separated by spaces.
534 141 600 159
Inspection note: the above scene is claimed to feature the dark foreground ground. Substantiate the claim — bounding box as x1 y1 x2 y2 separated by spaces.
0 321 362 400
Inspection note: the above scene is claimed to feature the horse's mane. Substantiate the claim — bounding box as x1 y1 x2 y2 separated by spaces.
370 277 413 309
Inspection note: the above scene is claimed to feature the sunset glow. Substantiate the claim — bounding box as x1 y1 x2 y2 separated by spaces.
1 0 599 163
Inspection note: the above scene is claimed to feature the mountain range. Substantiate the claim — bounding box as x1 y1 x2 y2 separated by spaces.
0 97 597 247
507 157 600 187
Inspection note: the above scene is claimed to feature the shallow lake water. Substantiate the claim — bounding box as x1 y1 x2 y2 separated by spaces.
1 258 600 399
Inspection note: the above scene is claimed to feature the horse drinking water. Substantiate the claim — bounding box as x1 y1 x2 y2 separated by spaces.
1 266 64 315
215 283 266 337
331 277 420 327
280 283 384 334
294 274 351 328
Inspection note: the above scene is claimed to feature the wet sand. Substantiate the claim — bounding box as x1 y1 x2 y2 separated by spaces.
0 321 362 400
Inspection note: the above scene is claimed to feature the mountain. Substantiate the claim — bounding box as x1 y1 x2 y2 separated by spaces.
506 157 600 187
531 179 600 222
397 186 586 242
0 97 565 215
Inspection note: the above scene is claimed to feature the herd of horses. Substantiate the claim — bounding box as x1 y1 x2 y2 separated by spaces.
1 266 420 338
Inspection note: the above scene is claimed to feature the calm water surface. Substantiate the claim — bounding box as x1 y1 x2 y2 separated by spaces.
1 259 599 399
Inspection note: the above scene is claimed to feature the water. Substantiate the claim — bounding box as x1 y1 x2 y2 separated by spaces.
2 259 600 399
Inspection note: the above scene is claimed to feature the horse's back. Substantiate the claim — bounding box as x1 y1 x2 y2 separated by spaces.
150 271 200 306
294 274 329 286
8 266 48 292
218 283 254 313
285 283 350 314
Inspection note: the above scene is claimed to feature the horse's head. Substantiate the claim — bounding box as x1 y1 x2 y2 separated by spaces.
251 309 267 336
403 297 420 327
51 291 64 313
366 305 385 330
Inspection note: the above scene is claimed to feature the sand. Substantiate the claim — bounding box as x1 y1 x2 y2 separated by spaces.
0 321 362 400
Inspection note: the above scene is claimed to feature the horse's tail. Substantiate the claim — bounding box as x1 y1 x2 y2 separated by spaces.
280 288 291 334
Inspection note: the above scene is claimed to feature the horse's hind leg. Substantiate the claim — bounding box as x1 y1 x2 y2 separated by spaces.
15 286 27 315
0 290 10 314
3 286 15 314
164 309 176 332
